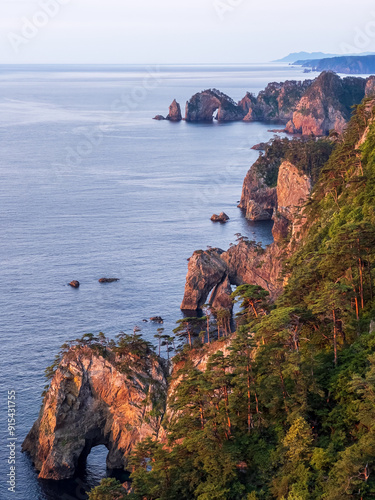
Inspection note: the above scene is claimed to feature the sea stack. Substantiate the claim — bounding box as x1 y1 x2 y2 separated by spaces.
166 99 182 121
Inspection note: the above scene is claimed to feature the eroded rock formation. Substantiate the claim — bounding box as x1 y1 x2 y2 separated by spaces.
185 89 245 122
22 346 167 480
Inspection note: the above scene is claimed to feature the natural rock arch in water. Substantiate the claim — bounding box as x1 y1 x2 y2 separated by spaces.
185 89 245 122
22 346 168 480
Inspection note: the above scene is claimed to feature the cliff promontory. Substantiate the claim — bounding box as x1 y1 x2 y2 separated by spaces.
22 337 168 480
285 71 367 135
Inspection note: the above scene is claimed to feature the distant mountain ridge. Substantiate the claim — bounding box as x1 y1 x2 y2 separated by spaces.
274 52 340 63
295 54 375 75
274 51 375 64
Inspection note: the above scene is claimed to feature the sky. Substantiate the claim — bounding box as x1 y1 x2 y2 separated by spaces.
1 0 375 64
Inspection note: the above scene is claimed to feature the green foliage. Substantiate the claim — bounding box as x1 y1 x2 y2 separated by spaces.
88 478 127 500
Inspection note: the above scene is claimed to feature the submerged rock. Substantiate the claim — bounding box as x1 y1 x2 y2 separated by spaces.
22 345 167 480
153 115 166 120
211 212 230 222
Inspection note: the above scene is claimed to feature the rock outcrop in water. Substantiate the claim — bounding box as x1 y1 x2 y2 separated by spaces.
185 89 245 122
166 99 182 121
22 345 167 480
211 212 230 222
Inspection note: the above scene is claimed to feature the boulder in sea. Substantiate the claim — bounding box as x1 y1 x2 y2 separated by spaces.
166 99 182 121
98 278 120 283
150 316 164 324
153 115 166 120
69 280 80 288
211 212 230 223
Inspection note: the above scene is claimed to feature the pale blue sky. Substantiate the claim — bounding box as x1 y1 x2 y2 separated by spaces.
1 0 375 64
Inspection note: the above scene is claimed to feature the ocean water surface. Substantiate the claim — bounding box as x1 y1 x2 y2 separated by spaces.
0 63 309 499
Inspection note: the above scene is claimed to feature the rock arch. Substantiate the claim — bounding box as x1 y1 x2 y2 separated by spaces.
22 348 168 480
185 89 245 122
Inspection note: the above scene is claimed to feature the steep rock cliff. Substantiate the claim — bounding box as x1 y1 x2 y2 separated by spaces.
22 346 167 480
238 165 277 221
286 72 366 136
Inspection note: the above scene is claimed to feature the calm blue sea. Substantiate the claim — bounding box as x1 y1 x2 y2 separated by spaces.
0 63 309 499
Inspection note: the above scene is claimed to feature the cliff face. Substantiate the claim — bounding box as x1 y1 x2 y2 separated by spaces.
286 72 367 136
22 347 167 480
181 160 313 311
238 165 277 221
185 89 245 122
273 161 312 242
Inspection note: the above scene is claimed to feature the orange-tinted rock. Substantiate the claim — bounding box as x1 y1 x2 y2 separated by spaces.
69 280 80 288
22 346 167 480
286 72 366 136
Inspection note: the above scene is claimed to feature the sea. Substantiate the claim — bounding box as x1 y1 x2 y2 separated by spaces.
0 63 311 499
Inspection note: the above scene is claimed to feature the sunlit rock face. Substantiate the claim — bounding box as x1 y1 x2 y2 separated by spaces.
286 72 366 136
22 346 167 480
